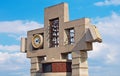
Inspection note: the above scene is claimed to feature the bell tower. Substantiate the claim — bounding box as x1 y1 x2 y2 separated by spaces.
21 3 102 76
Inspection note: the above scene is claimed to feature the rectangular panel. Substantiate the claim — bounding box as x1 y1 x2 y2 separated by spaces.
20 38 27 53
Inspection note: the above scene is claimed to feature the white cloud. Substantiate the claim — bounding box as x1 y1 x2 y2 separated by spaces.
0 52 30 71
89 65 120 76
0 45 20 52
94 0 120 6
11 72 30 76
0 47 30 76
0 20 43 40
89 43 120 64
0 20 43 34
0 20 43 76
89 43 108 59
93 12 120 39
89 12 120 64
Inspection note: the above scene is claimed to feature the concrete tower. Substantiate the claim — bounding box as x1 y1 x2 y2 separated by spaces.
21 3 102 76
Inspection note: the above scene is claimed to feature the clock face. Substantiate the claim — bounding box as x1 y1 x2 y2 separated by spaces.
32 34 43 49
34 37 40 45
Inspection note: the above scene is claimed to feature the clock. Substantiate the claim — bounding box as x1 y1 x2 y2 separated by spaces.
32 34 43 49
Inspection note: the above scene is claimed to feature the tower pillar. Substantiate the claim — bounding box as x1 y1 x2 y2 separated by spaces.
72 51 88 76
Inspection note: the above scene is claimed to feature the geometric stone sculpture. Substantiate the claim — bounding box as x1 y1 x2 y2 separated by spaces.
20 2 102 76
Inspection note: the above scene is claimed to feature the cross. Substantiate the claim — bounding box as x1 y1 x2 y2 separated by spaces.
21 3 102 76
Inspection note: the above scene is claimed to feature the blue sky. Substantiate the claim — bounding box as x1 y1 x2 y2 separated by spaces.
0 0 120 76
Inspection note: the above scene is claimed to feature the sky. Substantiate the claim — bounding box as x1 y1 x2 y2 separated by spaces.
0 0 120 76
